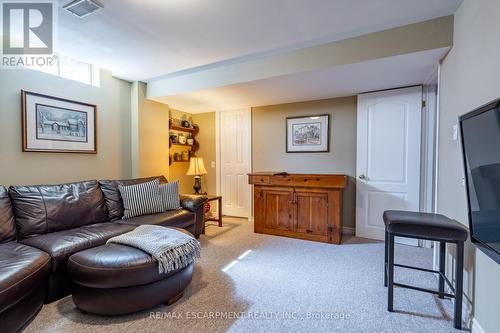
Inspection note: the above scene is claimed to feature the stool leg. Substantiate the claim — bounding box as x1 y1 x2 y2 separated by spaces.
439 242 446 299
387 233 395 312
384 229 388 287
454 242 464 330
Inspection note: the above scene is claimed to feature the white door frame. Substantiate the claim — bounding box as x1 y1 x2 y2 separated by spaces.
429 64 442 270
216 111 221 196
421 81 438 250
215 108 252 218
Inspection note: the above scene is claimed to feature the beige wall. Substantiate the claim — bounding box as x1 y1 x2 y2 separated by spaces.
131 82 170 179
438 0 500 331
0 68 132 186
252 97 357 230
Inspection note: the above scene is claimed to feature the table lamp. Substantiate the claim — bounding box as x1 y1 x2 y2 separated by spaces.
186 157 207 194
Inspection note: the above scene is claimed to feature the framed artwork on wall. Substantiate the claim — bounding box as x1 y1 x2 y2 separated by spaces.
286 114 330 153
21 90 97 153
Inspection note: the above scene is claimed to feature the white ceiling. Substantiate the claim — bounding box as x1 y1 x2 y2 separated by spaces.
56 0 462 81
153 47 448 113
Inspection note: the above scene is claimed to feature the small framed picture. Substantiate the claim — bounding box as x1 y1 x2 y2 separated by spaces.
286 114 330 153
21 90 97 153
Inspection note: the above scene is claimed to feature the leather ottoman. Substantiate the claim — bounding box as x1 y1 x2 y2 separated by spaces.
67 243 193 315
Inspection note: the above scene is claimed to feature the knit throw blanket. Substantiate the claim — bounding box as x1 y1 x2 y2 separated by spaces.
107 225 201 274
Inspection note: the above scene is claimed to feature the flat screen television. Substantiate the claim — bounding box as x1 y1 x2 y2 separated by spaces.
460 98 500 264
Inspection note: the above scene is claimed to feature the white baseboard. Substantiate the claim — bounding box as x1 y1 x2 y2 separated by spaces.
463 297 473 330
342 226 355 235
472 317 486 333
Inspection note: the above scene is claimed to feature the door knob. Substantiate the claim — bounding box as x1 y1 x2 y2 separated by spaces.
359 174 367 180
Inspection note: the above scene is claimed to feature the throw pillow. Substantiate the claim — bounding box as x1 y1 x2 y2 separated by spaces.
159 181 181 211
119 179 163 219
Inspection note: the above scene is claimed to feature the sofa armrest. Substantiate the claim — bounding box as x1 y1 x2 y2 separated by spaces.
179 195 207 238
179 194 207 212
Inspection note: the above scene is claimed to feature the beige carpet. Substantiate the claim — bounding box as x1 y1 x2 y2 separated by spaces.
25 217 460 333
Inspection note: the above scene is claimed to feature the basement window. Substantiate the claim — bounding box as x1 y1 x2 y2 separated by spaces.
27 54 100 87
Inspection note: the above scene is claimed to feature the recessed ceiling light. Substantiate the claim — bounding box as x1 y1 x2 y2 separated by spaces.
63 0 103 18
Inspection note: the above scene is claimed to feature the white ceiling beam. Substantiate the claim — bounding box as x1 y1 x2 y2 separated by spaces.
147 16 453 99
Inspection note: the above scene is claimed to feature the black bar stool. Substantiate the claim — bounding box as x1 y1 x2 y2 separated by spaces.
383 210 468 330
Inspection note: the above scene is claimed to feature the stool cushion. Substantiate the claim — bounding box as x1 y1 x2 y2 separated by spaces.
383 210 468 242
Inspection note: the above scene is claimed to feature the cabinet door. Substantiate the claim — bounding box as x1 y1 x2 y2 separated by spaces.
295 189 329 237
262 187 294 232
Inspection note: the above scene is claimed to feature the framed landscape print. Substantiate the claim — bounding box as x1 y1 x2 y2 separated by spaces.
286 114 330 153
21 90 97 153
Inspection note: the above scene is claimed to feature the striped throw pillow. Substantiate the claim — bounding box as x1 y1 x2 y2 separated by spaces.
119 179 163 219
159 181 181 211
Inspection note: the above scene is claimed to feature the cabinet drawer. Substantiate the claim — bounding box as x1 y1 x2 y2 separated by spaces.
272 175 345 188
249 175 270 185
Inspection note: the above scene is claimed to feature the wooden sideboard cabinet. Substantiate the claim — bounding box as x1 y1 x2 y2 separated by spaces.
248 173 346 244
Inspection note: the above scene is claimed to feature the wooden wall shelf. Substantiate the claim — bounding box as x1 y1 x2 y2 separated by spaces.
169 119 200 166
171 142 194 148
170 123 199 134
169 156 190 165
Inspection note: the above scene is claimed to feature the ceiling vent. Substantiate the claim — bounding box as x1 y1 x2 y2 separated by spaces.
63 0 103 18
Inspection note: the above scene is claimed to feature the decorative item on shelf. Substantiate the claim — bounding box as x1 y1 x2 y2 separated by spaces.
186 157 207 194
169 132 178 143
178 134 186 144
181 120 191 128
186 133 194 145
182 151 189 161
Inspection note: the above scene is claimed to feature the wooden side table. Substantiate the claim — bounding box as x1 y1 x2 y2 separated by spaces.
205 195 222 228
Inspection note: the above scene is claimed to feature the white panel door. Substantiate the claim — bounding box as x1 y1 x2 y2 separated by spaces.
356 86 422 243
219 108 251 217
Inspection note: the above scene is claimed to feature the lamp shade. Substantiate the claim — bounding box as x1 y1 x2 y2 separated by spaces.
186 157 208 176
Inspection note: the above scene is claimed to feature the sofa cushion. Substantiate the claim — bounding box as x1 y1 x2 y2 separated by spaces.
0 186 16 243
119 179 164 219
9 180 108 239
160 181 181 210
20 222 136 273
0 242 51 313
120 209 195 229
99 176 168 221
